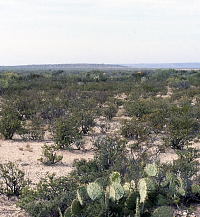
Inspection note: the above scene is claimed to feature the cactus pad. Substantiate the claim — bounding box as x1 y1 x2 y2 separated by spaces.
177 175 183 188
130 180 136 190
109 186 116 202
64 207 72 217
192 183 200 194
138 178 155 203
71 199 82 216
166 173 176 183
126 191 139 210
168 182 176 196
87 182 103 201
123 182 133 197
177 187 185 196
152 206 173 217
135 197 140 217
95 178 107 187
145 163 158 177
138 179 147 203
156 194 168 206
111 182 124 200
109 171 121 184
77 185 89 206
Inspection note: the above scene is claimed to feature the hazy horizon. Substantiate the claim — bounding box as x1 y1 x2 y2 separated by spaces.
1 1 200 66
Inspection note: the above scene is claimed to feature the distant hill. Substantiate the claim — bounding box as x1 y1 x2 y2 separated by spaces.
122 62 200 69
1 63 200 70
0 63 125 70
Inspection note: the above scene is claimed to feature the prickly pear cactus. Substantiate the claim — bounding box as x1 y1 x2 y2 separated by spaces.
192 183 200 194
126 191 139 211
64 207 72 217
156 194 168 206
109 171 121 184
105 187 110 209
168 181 176 196
138 179 147 203
145 163 158 177
71 199 82 216
166 173 176 183
87 182 103 201
109 185 116 202
177 175 183 188
123 182 133 197
95 177 107 187
130 180 136 190
77 185 89 206
135 197 140 217
177 186 185 196
138 178 155 203
152 206 173 217
111 182 124 201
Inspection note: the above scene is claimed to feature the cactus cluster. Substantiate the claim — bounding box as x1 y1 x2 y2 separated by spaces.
161 172 186 198
61 164 178 217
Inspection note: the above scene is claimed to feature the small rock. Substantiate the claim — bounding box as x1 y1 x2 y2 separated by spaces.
21 162 29 166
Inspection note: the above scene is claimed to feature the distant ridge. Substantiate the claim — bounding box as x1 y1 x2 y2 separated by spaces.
0 63 125 69
122 62 200 69
1 63 200 69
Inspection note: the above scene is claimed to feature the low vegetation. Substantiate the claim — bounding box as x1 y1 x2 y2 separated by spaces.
0 67 200 216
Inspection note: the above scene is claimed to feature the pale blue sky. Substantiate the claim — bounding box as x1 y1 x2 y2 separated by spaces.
0 0 200 66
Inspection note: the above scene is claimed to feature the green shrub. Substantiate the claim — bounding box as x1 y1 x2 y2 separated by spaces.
71 159 108 185
171 148 199 181
52 115 81 149
165 106 198 149
124 99 153 119
144 108 167 133
121 117 150 141
103 102 118 120
93 136 128 171
38 143 63 165
0 105 21 139
0 161 29 196
17 173 78 217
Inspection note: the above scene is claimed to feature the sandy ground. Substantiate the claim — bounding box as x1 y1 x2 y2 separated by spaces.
0 138 94 187
0 135 94 216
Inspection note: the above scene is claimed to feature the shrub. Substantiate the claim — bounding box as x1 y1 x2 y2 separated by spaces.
124 99 153 119
144 108 167 133
17 173 78 217
80 112 95 134
171 148 199 181
52 115 81 149
74 139 85 150
0 105 21 139
71 159 106 184
103 103 118 120
121 117 150 141
93 136 128 172
165 112 198 149
0 161 29 196
38 143 63 165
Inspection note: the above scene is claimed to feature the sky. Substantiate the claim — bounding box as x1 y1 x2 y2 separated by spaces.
0 0 200 66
